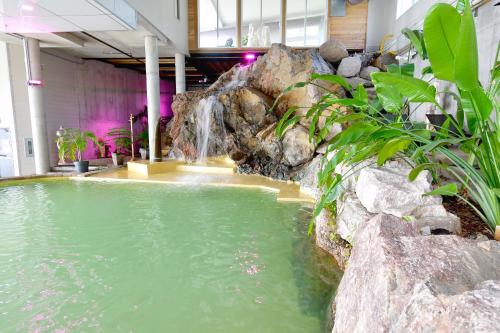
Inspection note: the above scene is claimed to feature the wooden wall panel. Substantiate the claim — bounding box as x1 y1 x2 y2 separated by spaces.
328 1 368 50
188 0 198 50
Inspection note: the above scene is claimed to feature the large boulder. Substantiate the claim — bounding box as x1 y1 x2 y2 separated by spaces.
337 56 362 78
282 125 316 167
332 213 500 333
319 38 349 63
247 44 336 117
355 164 441 217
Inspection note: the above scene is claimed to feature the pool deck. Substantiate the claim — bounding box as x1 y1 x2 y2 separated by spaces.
77 158 315 204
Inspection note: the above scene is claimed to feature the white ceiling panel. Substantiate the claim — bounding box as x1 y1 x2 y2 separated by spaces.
0 2 54 17
37 0 103 16
65 15 125 31
0 15 77 32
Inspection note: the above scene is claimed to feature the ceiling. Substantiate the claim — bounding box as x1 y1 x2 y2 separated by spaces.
97 51 266 87
0 0 136 33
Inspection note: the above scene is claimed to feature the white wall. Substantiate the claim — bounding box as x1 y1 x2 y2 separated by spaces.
0 42 20 176
366 0 500 124
127 0 189 54
367 0 500 87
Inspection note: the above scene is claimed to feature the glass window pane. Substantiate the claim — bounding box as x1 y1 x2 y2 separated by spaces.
217 0 237 47
305 0 327 46
286 0 306 46
199 0 237 48
199 0 218 47
242 0 281 48
286 0 326 47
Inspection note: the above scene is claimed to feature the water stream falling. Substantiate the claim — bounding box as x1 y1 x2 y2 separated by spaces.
195 96 225 163
193 65 250 163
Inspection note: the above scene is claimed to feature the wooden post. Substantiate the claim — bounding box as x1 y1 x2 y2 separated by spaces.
495 226 500 241
281 0 286 44
236 0 242 48
129 114 135 161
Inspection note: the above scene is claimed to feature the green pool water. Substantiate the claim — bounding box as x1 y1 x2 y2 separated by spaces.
0 180 341 332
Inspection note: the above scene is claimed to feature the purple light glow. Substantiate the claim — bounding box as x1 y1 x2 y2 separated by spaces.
28 79 42 86
245 54 256 61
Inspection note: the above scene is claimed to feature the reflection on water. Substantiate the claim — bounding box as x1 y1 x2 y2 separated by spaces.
0 180 341 332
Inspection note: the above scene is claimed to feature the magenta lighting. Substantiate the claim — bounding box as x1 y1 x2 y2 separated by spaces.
245 53 256 61
28 79 42 86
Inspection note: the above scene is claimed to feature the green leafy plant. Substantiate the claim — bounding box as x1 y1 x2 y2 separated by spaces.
138 129 149 150
273 1 499 233
57 128 100 162
106 128 132 155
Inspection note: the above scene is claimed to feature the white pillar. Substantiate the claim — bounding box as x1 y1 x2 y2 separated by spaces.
175 52 186 94
145 35 161 162
23 38 50 174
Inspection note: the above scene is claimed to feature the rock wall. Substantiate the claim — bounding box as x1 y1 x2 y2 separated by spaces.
170 44 341 180
333 213 500 333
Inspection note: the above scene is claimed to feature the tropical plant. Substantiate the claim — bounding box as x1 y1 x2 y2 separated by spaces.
138 129 149 149
273 1 499 233
56 128 101 162
106 127 132 155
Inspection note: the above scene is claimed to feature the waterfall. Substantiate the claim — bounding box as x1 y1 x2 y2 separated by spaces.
195 96 225 163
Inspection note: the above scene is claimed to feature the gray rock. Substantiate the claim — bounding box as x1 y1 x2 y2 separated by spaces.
297 156 322 200
337 56 362 78
316 142 329 154
336 192 375 243
315 209 350 270
332 213 500 333
374 53 398 71
319 38 349 63
256 123 282 158
346 76 373 88
282 125 315 167
394 280 500 332
355 165 441 217
359 66 380 80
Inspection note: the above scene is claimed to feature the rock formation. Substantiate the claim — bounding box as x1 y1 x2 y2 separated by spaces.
170 44 340 180
332 213 500 333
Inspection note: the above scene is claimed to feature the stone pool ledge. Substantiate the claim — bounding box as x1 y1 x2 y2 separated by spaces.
298 158 500 332
76 160 315 204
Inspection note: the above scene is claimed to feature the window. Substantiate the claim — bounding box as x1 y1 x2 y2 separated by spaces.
241 0 281 47
397 0 419 18
286 0 327 47
199 0 237 48
197 0 328 48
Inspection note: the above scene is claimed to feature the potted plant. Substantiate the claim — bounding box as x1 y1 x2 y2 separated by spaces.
95 138 108 159
138 129 148 160
57 128 101 173
106 127 132 166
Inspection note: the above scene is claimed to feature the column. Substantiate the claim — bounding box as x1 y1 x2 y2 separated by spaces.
23 38 50 174
175 53 186 94
145 35 161 162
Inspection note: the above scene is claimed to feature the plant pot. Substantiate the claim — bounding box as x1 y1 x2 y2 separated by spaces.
74 160 89 173
139 148 148 160
495 226 500 241
112 153 124 166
